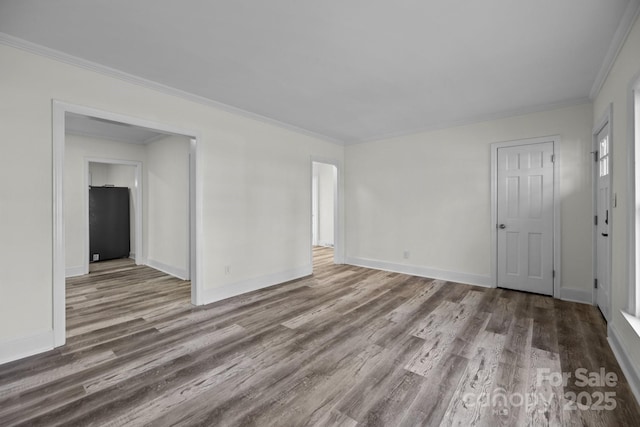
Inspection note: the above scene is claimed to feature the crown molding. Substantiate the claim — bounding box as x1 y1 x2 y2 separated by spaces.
0 28 610 147
0 32 345 146
589 0 640 100
347 97 592 145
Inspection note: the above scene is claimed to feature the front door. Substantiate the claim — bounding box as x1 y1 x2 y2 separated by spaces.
497 142 554 295
595 122 611 320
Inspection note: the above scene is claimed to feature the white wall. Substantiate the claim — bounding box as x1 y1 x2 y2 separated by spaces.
0 24 608 369
593 13 640 387
346 102 594 294
313 162 335 246
88 162 108 186
145 135 190 278
65 135 145 275
0 44 343 353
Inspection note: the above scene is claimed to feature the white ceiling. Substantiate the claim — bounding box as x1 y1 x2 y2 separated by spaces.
0 1 635 143
66 113 169 144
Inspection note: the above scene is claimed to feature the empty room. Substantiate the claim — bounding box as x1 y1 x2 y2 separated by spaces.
2 1 640 426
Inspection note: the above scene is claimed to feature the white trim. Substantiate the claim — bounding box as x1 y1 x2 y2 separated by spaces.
53 100 204 351
0 33 597 147
0 33 344 146
622 310 640 340
559 288 592 304
199 265 312 304
189 137 201 304
592 104 613 320
589 0 640 100
345 257 493 288
145 259 189 281
608 322 640 407
52 101 66 347
85 157 143 274
554 139 562 300
0 330 55 366
490 135 561 297
629 73 640 317
65 266 85 278
310 157 344 266
311 174 319 247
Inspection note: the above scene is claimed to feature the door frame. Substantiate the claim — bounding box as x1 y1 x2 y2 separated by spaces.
53 100 204 348
311 174 319 246
593 104 613 317
309 157 344 267
490 135 561 298
628 73 640 317
84 158 143 275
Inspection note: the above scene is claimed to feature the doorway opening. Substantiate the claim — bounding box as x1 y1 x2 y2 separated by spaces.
491 136 560 297
86 159 142 273
593 105 613 321
53 101 202 347
311 160 340 270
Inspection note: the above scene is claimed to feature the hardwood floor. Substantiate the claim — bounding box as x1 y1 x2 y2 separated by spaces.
0 247 639 426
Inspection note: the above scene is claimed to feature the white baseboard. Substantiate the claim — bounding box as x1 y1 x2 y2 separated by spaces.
65 265 86 278
559 288 592 304
0 330 55 366
608 323 640 407
200 265 312 305
145 259 189 280
345 257 493 288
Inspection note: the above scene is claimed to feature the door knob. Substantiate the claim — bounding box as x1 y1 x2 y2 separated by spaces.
498 224 506 229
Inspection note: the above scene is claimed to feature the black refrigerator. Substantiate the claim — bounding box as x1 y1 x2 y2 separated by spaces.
89 186 130 262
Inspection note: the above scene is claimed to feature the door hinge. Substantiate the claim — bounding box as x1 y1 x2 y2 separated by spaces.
551 154 555 163
594 279 598 289
593 150 599 162
594 215 598 226
552 270 556 278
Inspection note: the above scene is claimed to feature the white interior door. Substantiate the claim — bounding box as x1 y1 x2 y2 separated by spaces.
595 123 611 320
497 142 554 295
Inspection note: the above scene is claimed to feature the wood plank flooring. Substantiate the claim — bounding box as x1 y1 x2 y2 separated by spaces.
1 247 639 426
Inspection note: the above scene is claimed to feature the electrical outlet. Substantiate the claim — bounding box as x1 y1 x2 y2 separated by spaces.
92 254 100 261
224 265 231 275
403 250 410 259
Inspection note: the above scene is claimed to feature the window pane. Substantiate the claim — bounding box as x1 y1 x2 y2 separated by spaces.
600 157 609 177
600 136 608 158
